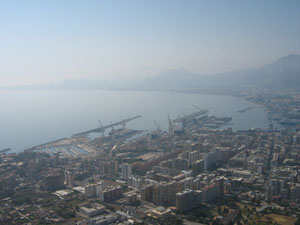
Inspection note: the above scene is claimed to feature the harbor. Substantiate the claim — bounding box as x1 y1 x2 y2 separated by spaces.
26 116 144 158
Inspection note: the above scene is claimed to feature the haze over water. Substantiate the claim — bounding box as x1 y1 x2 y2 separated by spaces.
0 90 270 153
0 1 298 153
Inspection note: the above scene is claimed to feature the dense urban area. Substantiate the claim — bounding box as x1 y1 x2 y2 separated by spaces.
1 89 300 225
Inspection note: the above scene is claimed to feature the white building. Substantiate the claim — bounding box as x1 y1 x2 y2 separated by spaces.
121 163 132 180
84 184 96 198
96 181 106 196
64 170 74 187
204 149 222 171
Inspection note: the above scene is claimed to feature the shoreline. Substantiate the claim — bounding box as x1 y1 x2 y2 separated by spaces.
1 88 291 154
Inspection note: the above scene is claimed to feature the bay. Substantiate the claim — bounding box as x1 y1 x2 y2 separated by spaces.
0 90 271 153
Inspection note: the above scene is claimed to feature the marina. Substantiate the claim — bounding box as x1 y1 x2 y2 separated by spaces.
26 117 145 158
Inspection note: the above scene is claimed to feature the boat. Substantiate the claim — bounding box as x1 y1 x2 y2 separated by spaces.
279 119 300 125
0 148 11 154
237 107 254 113
220 117 232 122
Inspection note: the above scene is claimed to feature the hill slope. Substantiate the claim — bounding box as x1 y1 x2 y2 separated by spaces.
143 54 300 90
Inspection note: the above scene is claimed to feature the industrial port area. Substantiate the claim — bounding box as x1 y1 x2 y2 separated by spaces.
1 90 300 225
25 115 145 159
24 108 232 159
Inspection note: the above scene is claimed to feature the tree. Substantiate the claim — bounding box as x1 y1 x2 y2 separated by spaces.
223 207 229 214
295 217 300 225
212 219 221 225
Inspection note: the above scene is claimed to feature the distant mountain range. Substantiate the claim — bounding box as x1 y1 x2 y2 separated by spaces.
5 54 300 91
142 54 300 90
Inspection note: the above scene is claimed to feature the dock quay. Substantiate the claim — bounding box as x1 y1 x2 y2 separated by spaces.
24 138 71 152
72 115 141 137
173 110 208 124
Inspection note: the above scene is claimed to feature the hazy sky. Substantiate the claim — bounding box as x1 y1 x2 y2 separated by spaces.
0 0 300 86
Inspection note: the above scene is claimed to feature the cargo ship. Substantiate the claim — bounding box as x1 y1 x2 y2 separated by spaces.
0 148 11 154
237 107 254 113
279 119 300 125
220 117 232 122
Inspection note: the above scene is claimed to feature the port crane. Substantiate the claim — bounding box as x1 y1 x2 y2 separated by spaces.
167 113 174 135
120 117 127 129
98 120 105 136
153 120 161 132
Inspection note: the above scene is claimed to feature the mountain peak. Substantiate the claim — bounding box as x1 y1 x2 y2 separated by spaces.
144 54 300 90
274 54 300 64
280 54 300 59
